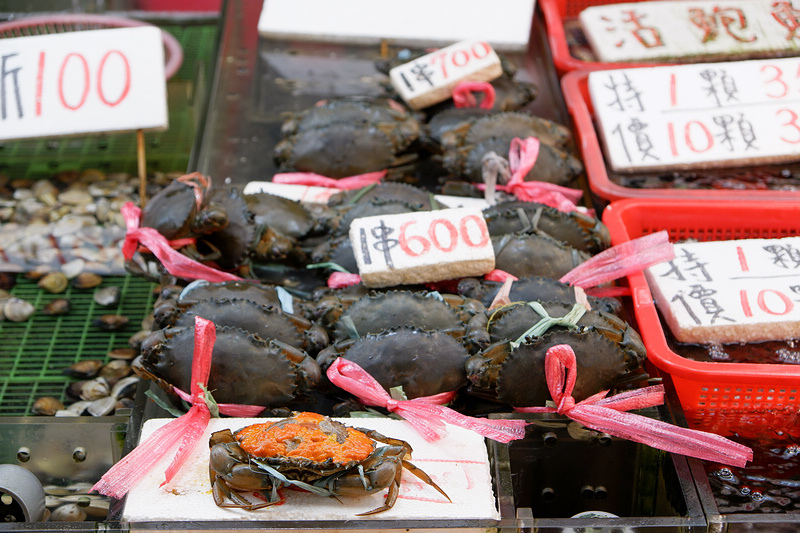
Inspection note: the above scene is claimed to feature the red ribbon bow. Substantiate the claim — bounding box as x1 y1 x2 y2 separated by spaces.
272 170 386 189
121 202 242 283
92 317 264 499
515 344 753 468
326 357 528 443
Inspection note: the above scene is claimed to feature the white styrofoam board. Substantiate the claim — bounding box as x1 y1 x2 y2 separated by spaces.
257 0 536 52
123 417 499 523
588 57 800 171
645 236 800 344
579 0 799 63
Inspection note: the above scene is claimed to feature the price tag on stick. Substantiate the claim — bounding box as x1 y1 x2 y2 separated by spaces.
389 40 503 110
0 26 168 140
349 207 495 288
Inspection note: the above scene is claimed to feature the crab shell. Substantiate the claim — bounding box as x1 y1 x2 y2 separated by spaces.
318 326 471 399
483 201 611 255
137 325 321 407
465 328 646 407
197 186 256 271
492 233 592 280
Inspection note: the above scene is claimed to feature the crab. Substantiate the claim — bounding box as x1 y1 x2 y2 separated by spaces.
492 232 592 280
433 112 584 186
136 324 321 407
457 276 624 316
317 326 473 400
273 96 422 179
465 325 648 408
483 201 610 255
209 411 449 515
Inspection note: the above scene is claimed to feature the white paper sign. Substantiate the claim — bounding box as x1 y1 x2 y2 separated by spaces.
389 40 503 110
580 0 800 63
646 236 800 343
0 26 168 141
588 57 800 171
349 207 495 288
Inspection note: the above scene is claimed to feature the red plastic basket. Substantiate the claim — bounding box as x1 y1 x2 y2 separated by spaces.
603 198 800 436
561 69 800 210
540 0 669 76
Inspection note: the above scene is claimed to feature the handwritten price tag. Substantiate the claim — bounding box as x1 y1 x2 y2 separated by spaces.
389 40 502 110
0 26 167 141
579 0 793 64
645 236 800 344
349 207 495 288
589 57 800 171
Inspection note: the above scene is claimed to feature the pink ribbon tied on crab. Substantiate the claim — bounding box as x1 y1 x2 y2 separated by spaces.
326 357 529 443
452 81 496 110
92 317 264 500
477 137 584 212
515 344 753 468
272 169 387 189
121 202 242 283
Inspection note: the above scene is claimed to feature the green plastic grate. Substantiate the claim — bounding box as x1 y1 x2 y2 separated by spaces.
0 22 219 180
0 274 157 416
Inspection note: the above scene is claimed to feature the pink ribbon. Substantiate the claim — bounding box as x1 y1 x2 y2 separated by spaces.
484 269 519 283
515 344 753 468
93 317 221 499
172 388 265 418
326 358 529 443
272 170 386 189
476 137 584 212
121 202 242 283
327 271 363 289
452 81 496 109
560 230 674 289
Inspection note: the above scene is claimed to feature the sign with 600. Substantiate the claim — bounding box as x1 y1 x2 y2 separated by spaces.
0 26 168 141
348 207 495 288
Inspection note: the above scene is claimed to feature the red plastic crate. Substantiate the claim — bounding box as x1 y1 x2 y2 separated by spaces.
561 69 800 210
540 0 669 76
603 198 800 436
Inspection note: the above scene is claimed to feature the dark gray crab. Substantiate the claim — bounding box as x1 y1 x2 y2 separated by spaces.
136 324 321 407
318 326 472 400
483 201 610 255
435 112 584 186
492 232 593 280
465 326 647 408
273 96 422 179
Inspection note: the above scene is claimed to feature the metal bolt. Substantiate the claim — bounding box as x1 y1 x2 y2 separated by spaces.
542 431 558 447
597 433 613 447
540 487 556 502
72 447 87 463
594 485 608 500
581 485 595 499
15 448 30 463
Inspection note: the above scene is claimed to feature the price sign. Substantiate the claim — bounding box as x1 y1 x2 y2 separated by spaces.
0 26 168 141
579 0 799 64
645 236 800 344
588 57 800 171
349 207 495 288
389 40 502 110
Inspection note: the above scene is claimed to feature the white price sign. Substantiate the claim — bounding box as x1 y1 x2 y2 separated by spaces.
0 26 168 141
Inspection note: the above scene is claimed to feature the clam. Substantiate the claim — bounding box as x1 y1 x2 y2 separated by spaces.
93 286 120 307
42 298 72 316
98 359 130 381
3 297 35 322
79 377 110 401
72 273 103 289
64 360 103 379
93 314 129 331
110 375 139 399
61 259 86 279
107 347 137 360
38 272 69 293
32 396 64 416
57 400 91 416
50 503 87 522
86 396 117 417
